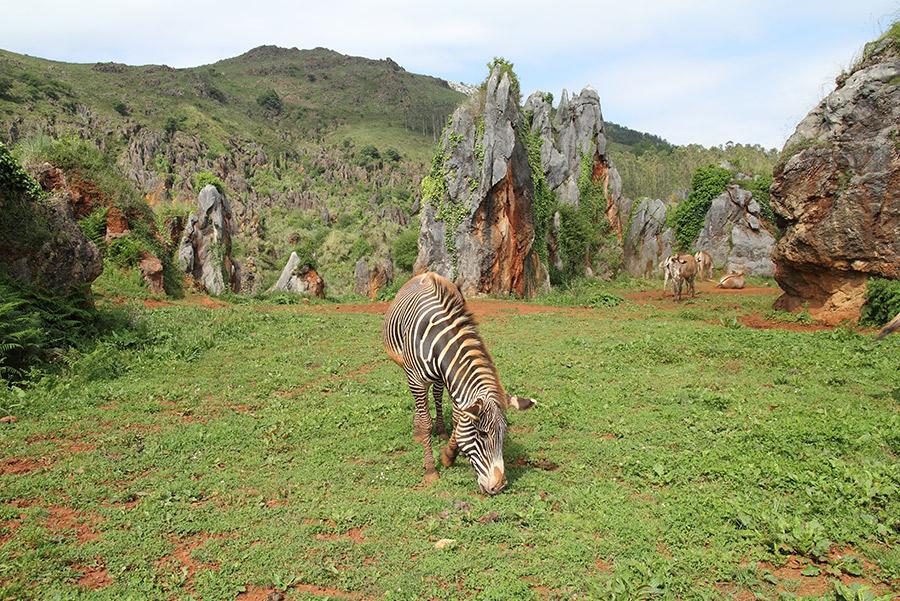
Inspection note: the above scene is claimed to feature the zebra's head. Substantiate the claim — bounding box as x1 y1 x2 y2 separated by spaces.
457 392 535 495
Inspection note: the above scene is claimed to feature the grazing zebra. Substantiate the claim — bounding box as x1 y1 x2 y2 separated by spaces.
383 272 535 495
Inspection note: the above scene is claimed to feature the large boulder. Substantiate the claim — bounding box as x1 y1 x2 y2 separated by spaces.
354 257 394 299
269 251 325 298
771 32 899 323
0 146 102 296
694 185 775 276
178 184 240 295
415 67 547 297
623 198 675 276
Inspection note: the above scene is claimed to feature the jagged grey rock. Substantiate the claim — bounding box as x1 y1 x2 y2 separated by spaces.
269 251 325 298
623 199 675 277
416 67 547 297
178 185 239 295
354 256 394 298
694 185 775 276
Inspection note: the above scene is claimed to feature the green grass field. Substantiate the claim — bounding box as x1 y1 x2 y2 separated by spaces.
0 282 897 600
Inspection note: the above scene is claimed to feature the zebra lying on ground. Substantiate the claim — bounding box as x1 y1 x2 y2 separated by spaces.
383 272 536 495
666 254 697 301
716 270 745 289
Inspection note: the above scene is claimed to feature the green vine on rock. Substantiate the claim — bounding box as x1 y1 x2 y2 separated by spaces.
671 165 731 252
519 114 555 265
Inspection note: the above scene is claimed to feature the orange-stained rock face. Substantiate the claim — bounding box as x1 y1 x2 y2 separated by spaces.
301 267 326 299
138 251 165 295
105 206 130 240
771 38 899 323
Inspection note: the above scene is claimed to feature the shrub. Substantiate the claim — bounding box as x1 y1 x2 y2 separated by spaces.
0 274 100 381
860 277 900 326
384 148 402 163
78 207 108 252
0 141 44 201
164 115 186 136
257 89 283 113
671 165 732 252
113 101 129 116
106 234 147 268
742 173 775 223
391 228 419 272
484 57 520 104
350 236 373 262
192 171 225 194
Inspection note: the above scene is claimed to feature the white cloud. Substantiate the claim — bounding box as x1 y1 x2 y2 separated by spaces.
1 0 897 147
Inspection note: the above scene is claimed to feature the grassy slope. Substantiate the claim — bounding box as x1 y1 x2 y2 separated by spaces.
0 284 897 599
0 46 463 164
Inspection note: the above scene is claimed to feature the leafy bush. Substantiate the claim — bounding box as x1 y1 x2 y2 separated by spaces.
256 89 283 113
350 236 373 262
164 115 187 136
77 207 108 252
0 142 44 201
0 274 102 381
671 165 732 252
391 228 419 272
384 148 401 163
860 277 900 326
113 101 129 116
192 170 225 194
742 173 775 223
483 57 520 104
106 234 148 268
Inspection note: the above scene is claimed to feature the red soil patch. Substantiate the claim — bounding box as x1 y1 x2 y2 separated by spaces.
0 517 23 546
511 456 559 471
316 526 367 544
76 562 112 590
0 456 48 476
626 282 778 303
293 583 363 599
236 586 281 601
758 550 894 598
156 532 230 593
0 415 16 423
739 313 832 332
182 295 227 309
46 506 100 543
143 299 174 308
594 558 613 572
65 442 96 453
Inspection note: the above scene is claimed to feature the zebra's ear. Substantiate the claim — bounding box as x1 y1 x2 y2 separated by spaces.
508 395 536 411
461 399 482 420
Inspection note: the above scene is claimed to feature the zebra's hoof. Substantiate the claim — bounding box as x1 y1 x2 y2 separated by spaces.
422 470 440 484
440 447 456 467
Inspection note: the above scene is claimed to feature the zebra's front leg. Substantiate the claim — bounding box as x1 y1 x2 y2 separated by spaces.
410 380 439 484
432 382 449 440
440 408 460 468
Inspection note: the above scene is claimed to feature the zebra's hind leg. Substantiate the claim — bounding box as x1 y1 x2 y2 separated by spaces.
432 382 449 440
409 379 439 484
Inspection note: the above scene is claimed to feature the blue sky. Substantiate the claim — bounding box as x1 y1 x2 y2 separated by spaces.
2 1 897 148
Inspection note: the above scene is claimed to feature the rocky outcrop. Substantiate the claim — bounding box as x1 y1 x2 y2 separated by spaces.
354 257 394 298
238 256 262 295
415 67 547 297
269 251 325 298
178 185 240 295
771 32 899 323
1 190 102 296
138 251 165 294
623 199 674 276
695 185 775 276
524 88 625 237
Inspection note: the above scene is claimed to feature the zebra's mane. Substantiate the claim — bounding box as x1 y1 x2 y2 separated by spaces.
427 273 506 404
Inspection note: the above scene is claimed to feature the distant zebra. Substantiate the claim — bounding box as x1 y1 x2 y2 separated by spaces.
383 272 535 495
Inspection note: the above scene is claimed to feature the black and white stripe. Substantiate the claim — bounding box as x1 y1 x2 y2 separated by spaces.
383 272 534 494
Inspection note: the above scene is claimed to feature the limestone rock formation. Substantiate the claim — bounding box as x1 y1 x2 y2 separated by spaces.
771 32 899 323
269 251 325 298
178 184 240 295
695 185 775 276
415 67 547 297
524 88 625 237
354 257 394 298
623 199 675 276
